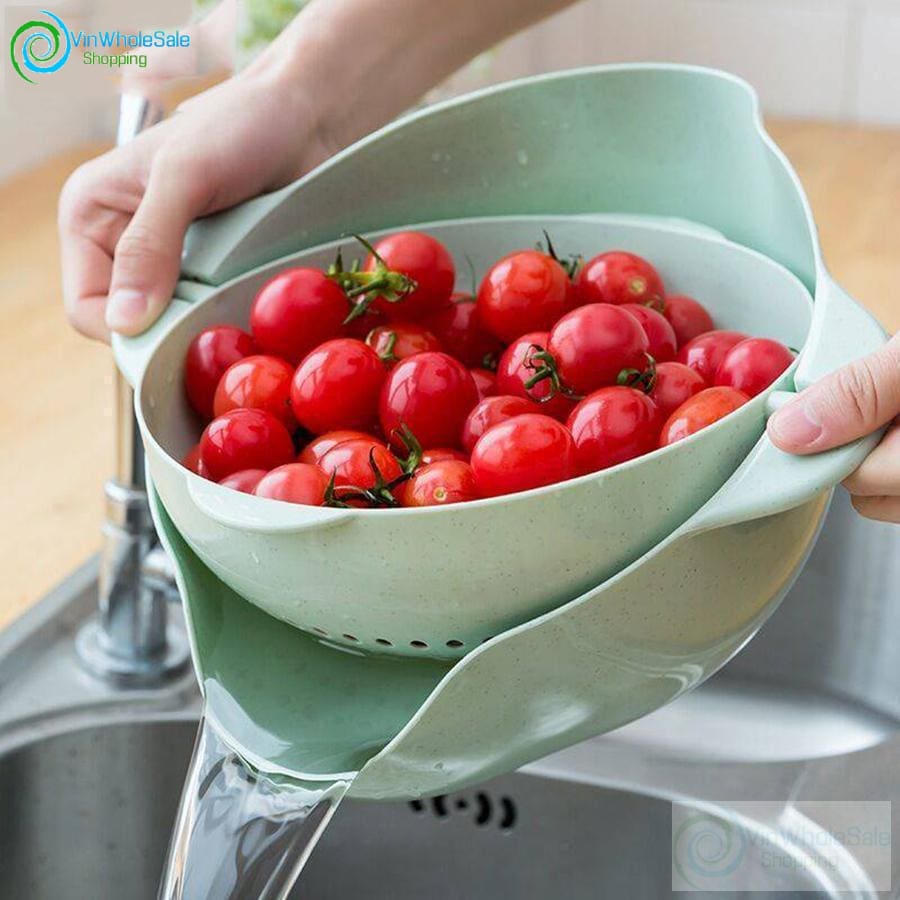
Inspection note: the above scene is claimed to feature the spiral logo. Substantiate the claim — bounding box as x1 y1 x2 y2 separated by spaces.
673 811 748 890
9 10 71 84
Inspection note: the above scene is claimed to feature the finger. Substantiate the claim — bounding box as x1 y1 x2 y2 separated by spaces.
768 333 900 455
843 420 900 496
850 493 900 524
106 151 213 335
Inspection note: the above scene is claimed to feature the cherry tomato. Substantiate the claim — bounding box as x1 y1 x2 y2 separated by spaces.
663 294 715 347
714 338 794 398
342 306 387 340
212 355 295 426
547 303 650 396
184 325 257 420
493 332 573 421
423 293 504 368
250 268 349 364
290 339 386 434
470 367 496 400
620 303 677 362
420 447 469 465
365 231 455 320
567 387 661 474
199 409 295 480
677 330 748 384
218 469 267 494
254 463 330 505
575 251 665 308
659 386 750 447
399 460 479 507
379 351 479 449
365 321 442 365
461 395 535 453
471 413 577 498
477 250 573 343
650 361 707 419
297 430 377 465
320 438 404 505
181 443 210 478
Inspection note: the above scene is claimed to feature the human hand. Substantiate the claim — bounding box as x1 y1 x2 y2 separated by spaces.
768 332 900 523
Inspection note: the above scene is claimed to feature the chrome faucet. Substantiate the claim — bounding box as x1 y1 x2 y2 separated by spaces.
75 94 190 686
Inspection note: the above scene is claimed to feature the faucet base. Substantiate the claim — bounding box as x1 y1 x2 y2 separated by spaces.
75 616 191 687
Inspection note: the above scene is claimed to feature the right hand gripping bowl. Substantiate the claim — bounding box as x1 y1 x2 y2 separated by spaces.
117 65 886 798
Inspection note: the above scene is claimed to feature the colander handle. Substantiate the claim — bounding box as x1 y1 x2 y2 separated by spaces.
112 298 195 388
687 275 888 535
187 475 355 534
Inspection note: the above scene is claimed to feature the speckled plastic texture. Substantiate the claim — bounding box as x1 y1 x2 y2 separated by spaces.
118 65 886 799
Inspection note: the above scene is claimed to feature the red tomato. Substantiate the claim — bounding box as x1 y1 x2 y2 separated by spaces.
398 460 479 507
546 304 650 396
494 332 576 422
714 338 794 398
297 430 377 465
575 251 665 308
650 361 707 419
663 294 715 346
181 443 210 478
659 387 750 447
423 293 504 368
677 330 748 383
477 250 574 343
290 339 386 435
250 268 349 365
218 469 267 494
461 395 535 453
212 355 295 426
184 325 257 420
620 304 677 362
365 321 442 364
470 413 577 498
567 387 661 474
420 447 469 465
320 438 404 505
379 352 479 450
254 463 330 505
199 409 295 480
342 306 387 340
365 231 455 320
470 367 496 400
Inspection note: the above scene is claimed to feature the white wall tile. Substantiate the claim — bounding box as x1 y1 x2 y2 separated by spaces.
854 7 900 125
485 0 855 120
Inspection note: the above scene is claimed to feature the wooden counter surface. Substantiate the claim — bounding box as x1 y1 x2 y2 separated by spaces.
1 120 898 627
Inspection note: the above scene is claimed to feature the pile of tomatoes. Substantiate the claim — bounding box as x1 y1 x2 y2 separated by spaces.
181 230 794 508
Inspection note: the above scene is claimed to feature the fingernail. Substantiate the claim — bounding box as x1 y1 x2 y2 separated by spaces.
105 289 147 331
769 399 823 448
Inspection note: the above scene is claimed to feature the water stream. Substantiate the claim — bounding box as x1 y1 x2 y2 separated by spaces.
158 714 353 900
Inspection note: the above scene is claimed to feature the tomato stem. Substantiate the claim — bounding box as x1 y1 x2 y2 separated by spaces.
616 353 658 394
523 345 582 402
538 229 583 281
392 423 424 475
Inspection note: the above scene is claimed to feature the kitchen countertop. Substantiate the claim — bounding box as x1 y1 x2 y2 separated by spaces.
1 120 898 628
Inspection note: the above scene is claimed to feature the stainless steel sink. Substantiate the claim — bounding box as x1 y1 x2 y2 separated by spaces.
0 492 898 898
0 719 861 900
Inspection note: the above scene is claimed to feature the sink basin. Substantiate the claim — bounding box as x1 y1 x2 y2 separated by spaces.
0 719 875 900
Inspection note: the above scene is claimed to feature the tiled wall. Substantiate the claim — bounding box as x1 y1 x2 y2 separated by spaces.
3 0 899 182
441 0 900 125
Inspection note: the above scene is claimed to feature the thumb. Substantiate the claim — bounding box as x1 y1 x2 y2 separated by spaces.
768 332 900 455
106 153 210 335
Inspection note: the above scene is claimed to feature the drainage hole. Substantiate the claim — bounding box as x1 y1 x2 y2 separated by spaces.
312 627 328 636
446 639 464 648
375 638 393 647
409 799 425 813
474 792 491 826
431 795 448 817
342 633 359 642
498 797 517 831
410 640 428 649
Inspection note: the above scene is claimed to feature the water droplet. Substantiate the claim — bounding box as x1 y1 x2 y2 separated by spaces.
431 150 442 162
516 149 529 166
